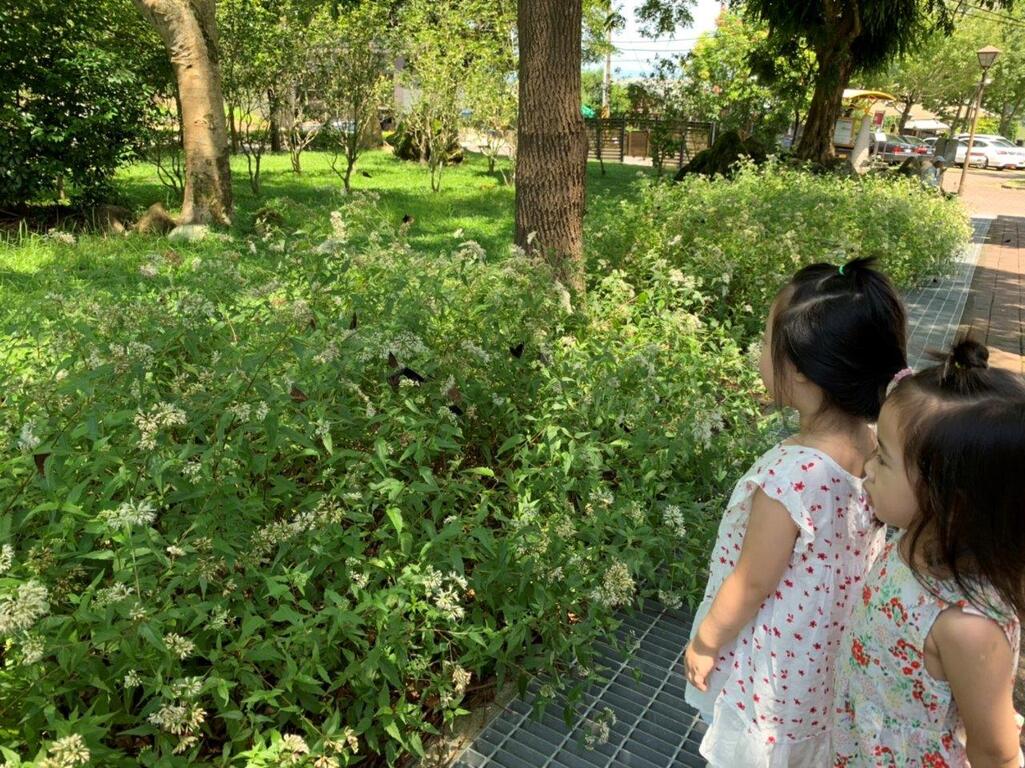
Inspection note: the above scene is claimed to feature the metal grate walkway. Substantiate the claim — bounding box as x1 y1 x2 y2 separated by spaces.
454 601 706 768
452 217 990 768
905 216 992 369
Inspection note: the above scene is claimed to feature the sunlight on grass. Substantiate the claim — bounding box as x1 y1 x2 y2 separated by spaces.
0 149 652 334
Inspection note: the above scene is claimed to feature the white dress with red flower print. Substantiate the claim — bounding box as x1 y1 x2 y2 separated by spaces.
832 535 1023 768
684 442 886 768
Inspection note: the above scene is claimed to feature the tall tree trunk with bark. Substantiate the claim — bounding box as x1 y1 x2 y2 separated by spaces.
998 95 1023 138
897 96 915 133
516 0 587 295
268 90 283 152
227 104 239 154
796 4 862 164
134 0 232 225
951 99 967 135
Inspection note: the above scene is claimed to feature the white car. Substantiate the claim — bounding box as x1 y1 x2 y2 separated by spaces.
954 135 1025 170
925 138 987 167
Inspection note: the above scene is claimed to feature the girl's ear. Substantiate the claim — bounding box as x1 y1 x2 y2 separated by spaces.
792 370 809 383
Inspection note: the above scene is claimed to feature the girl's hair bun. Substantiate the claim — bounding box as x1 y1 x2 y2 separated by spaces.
913 337 1024 400
838 257 875 276
947 339 989 371
938 338 988 381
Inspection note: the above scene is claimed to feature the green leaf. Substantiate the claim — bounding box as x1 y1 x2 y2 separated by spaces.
385 506 404 536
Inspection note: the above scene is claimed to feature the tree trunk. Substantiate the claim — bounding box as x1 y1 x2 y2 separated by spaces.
268 90 283 152
134 0 232 225
227 104 239 154
897 98 915 133
796 6 861 165
515 0 587 295
998 95 1023 138
951 100 967 135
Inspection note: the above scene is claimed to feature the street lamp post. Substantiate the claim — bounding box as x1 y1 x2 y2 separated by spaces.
958 45 1001 196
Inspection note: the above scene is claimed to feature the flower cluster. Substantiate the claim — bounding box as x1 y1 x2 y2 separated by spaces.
46 229 77 246
147 702 206 754
279 733 310 766
100 498 156 530
589 560 635 609
584 707 617 749
0 580 50 636
422 565 468 622
164 632 196 660
0 543 13 574
440 663 472 707
94 582 134 607
662 505 688 539
38 734 89 768
251 497 346 561
107 340 155 372
691 409 725 449
18 420 42 453
134 401 187 450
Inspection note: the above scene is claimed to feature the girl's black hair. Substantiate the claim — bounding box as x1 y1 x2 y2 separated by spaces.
891 339 1025 617
771 257 907 420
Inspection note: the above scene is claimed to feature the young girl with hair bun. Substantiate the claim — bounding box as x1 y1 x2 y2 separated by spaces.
833 340 1025 768
684 258 908 767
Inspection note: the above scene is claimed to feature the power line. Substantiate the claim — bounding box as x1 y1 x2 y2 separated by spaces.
941 0 1025 29
611 36 704 43
959 1 1025 27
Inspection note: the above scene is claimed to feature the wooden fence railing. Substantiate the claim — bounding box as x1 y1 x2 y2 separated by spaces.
584 118 717 169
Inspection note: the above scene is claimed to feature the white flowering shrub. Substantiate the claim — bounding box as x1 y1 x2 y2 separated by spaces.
588 159 972 339
0 192 770 765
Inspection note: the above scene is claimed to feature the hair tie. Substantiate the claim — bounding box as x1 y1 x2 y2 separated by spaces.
886 367 914 396
838 264 846 276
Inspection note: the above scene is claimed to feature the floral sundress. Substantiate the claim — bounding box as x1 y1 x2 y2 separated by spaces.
832 535 1022 768
684 442 886 768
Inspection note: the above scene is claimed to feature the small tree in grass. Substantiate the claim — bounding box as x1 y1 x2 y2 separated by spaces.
219 0 279 194
274 4 328 175
467 71 517 181
313 4 392 193
400 0 516 192
399 0 464 192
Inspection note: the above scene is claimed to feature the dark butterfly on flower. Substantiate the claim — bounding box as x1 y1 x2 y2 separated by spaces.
33 453 50 476
509 342 524 359
290 385 309 403
446 384 464 416
386 351 425 390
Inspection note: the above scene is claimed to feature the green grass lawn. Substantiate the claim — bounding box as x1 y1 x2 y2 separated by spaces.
0 149 651 334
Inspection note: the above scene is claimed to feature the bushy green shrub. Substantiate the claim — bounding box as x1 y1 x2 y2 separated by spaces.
0 1 160 207
0 193 770 765
588 161 972 339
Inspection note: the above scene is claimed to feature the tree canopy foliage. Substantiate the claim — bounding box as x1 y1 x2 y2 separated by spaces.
0 0 160 206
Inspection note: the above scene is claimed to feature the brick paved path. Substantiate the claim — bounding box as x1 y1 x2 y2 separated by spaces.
958 216 1025 374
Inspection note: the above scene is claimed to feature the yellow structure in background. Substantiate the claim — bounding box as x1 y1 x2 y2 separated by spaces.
835 89 896 170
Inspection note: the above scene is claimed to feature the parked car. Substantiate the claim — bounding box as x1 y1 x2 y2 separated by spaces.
899 135 932 155
873 133 915 163
953 134 1025 169
953 140 988 167
923 137 987 167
